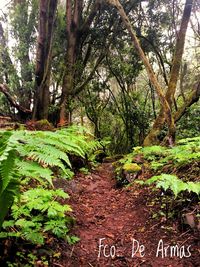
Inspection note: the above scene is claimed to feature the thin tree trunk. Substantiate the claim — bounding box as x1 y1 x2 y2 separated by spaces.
149 82 157 119
166 0 193 108
179 62 187 102
143 0 193 145
59 0 82 126
174 81 200 122
107 0 176 146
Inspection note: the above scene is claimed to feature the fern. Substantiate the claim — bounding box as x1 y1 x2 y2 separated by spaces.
1 188 72 244
0 132 19 227
17 161 53 186
145 174 200 197
0 126 100 230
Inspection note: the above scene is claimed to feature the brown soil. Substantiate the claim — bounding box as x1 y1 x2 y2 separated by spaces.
56 163 200 267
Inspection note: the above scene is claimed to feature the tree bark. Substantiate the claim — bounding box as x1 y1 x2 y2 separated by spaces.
59 0 103 126
143 0 193 145
107 0 176 146
32 0 58 120
166 0 193 108
174 81 200 122
0 84 31 116
59 0 84 126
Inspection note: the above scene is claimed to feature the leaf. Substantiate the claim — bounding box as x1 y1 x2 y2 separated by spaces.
0 149 17 193
0 179 20 228
187 182 200 195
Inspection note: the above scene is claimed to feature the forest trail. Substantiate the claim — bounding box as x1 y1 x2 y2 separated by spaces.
58 163 199 267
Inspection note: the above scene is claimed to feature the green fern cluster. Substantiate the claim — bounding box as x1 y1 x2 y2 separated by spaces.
118 136 200 172
0 126 100 230
144 137 200 170
0 188 73 244
145 174 200 197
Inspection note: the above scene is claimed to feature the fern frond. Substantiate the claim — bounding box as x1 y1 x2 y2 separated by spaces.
0 178 19 227
0 149 16 193
17 161 53 186
145 174 200 197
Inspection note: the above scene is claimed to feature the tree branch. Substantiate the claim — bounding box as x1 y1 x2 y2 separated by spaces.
73 52 105 96
81 0 103 33
0 84 31 114
174 81 200 122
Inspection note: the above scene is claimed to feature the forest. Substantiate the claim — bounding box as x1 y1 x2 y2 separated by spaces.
0 0 199 266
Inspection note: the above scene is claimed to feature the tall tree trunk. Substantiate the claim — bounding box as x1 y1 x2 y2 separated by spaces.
59 0 103 126
32 0 57 120
107 0 176 145
59 0 82 126
143 0 193 146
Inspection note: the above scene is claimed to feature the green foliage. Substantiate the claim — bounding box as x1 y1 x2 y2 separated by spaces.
113 136 200 221
1 188 72 244
79 167 90 175
0 131 19 227
125 136 200 221
145 174 200 198
126 137 200 171
114 136 200 187
177 103 200 139
0 126 100 266
97 91 149 154
0 126 99 231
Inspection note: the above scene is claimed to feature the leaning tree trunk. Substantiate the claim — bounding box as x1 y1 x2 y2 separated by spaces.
32 0 57 120
107 0 176 145
143 0 193 146
174 81 200 122
107 0 193 146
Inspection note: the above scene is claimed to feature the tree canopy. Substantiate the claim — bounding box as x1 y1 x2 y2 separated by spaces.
0 0 199 149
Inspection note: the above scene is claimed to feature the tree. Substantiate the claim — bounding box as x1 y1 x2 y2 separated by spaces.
0 0 37 119
106 0 194 146
59 0 105 126
10 0 38 111
32 0 58 120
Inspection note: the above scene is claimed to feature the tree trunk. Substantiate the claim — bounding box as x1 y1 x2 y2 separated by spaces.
59 0 103 126
0 84 31 117
59 0 82 126
174 81 200 122
107 0 176 146
143 0 193 146
32 0 57 120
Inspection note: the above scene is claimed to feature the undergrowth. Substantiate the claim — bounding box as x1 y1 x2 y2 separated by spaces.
0 126 100 266
114 136 200 226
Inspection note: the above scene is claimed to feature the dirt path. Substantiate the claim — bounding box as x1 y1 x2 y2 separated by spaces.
57 163 199 267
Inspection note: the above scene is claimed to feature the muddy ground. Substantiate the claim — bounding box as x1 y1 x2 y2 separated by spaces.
54 163 199 267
